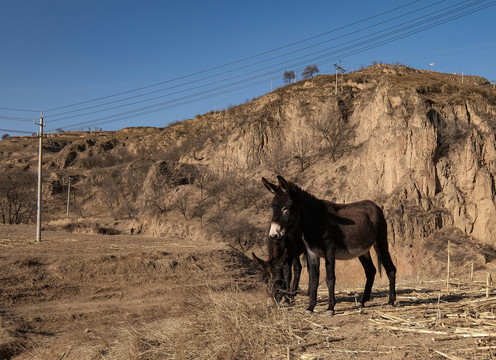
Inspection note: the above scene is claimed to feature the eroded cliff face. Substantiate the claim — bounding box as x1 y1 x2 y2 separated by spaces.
193 65 496 272
341 72 496 272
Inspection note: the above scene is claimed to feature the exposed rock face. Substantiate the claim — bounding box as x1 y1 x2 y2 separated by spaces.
196 65 496 271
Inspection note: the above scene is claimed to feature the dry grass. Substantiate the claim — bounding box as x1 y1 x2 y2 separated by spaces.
108 286 297 360
4 226 496 359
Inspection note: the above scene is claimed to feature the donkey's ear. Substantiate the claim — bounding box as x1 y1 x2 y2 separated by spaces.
252 252 269 270
276 176 291 195
262 177 279 195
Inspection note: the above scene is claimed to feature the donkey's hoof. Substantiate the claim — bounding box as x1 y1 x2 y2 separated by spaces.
306 307 315 313
327 309 335 316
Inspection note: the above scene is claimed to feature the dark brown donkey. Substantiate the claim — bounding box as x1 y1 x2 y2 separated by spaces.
252 227 306 302
262 176 396 315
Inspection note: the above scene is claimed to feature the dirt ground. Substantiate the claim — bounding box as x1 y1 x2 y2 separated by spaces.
1 225 496 359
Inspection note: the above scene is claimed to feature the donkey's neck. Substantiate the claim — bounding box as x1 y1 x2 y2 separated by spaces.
292 186 329 235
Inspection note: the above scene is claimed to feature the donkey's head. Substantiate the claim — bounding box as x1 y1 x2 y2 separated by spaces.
252 249 288 302
262 176 300 241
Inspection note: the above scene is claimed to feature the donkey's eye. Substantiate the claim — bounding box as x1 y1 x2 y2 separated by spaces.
281 207 289 215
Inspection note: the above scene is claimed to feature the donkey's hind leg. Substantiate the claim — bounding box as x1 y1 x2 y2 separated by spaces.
358 251 376 307
381 252 396 306
374 228 397 306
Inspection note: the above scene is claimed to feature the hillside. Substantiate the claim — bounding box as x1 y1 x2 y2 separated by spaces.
2 64 496 278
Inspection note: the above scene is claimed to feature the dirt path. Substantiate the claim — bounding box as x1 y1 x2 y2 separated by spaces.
1 225 496 359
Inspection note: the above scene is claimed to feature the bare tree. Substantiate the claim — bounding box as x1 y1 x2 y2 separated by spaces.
302 65 319 79
206 173 227 213
195 169 211 203
265 137 290 176
192 199 209 228
146 179 169 214
224 179 242 213
290 134 312 172
283 70 296 84
174 191 190 221
209 212 261 252
237 174 264 211
70 193 85 218
0 169 36 224
120 188 139 219
312 106 355 161
118 163 149 219
193 168 212 227
100 175 120 217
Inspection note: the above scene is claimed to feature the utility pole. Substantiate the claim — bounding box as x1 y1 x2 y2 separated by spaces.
66 177 72 218
333 62 346 94
34 113 45 243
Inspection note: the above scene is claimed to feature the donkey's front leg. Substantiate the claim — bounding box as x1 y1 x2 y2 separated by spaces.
283 258 292 295
291 256 302 297
324 251 336 315
306 253 320 312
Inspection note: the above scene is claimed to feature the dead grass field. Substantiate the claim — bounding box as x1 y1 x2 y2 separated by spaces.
1 225 496 359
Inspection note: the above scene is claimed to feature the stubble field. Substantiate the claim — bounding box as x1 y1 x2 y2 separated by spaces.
1 224 496 359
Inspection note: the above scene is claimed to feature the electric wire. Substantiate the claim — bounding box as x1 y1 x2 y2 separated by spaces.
47 0 495 131
0 107 41 113
0 128 34 135
60 79 269 131
285 0 496 71
48 3 495 132
45 0 446 121
2 0 495 134
40 0 422 113
0 116 35 122
46 0 487 128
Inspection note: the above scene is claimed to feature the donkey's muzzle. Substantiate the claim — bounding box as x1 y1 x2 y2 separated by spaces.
269 222 282 239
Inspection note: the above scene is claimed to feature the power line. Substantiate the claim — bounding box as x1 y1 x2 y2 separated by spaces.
0 115 35 122
0 106 41 113
0 128 34 135
52 77 271 132
45 0 448 121
48 0 496 132
4 0 495 133
41 0 422 114
290 0 496 68
52 1 493 128
46 0 490 129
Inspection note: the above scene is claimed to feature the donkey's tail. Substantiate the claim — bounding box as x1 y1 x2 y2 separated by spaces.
376 253 383 277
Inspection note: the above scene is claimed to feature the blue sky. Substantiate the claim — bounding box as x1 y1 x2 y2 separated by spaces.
1 0 495 138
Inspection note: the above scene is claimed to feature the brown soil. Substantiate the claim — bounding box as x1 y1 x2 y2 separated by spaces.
1 225 495 359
